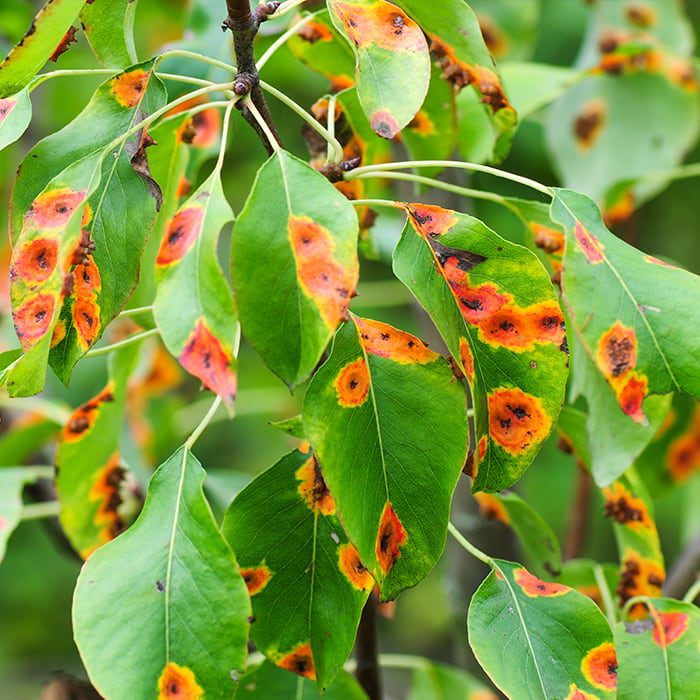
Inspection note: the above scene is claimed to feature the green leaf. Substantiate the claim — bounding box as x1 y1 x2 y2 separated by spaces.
56 344 141 558
407 660 498 700
154 168 238 407
0 468 39 563
80 0 139 68
232 150 359 389
615 598 700 700
0 414 60 466
501 62 579 119
223 449 370 688
303 316 468 599
393 204 569 492
558 558 619 613
73 447 251 699
234 661 368 699
269 415 305 439
0 86 31 151
0 0 85 98
551 189 699 417
394 0 517 158
468 559 616 700
327 0 430 139
468 0 540 62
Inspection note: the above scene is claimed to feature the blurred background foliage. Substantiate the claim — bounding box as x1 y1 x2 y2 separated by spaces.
1 0 699 697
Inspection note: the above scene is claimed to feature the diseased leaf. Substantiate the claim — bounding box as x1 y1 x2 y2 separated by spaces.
469 0 540 62
0 87 31 151
551 189 699 418
154 167 238 407
407 661 498 700
73 447 250 699
615 598 700 700
0 468 39 563
223 449 370 688
303 315 468 599
328 0 430 139
393 204 569 492
0 0 85 98
0 411 61 466
468 559 616 700
56 344 141 558
80 0 139 69
232 150 359 389
269 415 305 439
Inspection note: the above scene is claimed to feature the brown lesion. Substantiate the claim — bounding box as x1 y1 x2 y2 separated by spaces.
10 236 59 285
376 502 407 575
110 68 150 109
625 3 656 28
488 388 552 455
156 207 205 266
334 357 370 408
73 296 101 350
602 482 653 530
157 662 203 699
573 100 606 150
354 316 437 365
84 453 127 557
296 18 333 43
338 543 374 591
63 383 115 442
28 187 87 229
295 456 336 516
666 407 700 482
13 292 57 351
240 564 272 596
581 642 618 692
617 549 665 612
277 642 316 680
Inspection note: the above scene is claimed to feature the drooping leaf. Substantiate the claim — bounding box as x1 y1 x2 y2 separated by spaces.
303 315 468 599
407 660 498 700
223 448 370 688
154 167 238 408
473 491 562 578
394 0 517 159
551 189 699 418
73 447 250 699
0 468 39 563
327 0 431 139
56 343 141 558
0 0 85 98
234 661 368 699
80 0 139 69
468 559 616 700
0 86 31 151
615 598 700 699
393 204 569 492
232 150 359 389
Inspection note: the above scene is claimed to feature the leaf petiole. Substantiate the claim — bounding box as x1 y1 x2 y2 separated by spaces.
682 578 700 604
350 198 405 210
117 305 154 320
243 95 282 152
20 500 60 521
448 521 493 566
593 564 618 627
84 328 159 359
257 12 319 70
184 396 224 450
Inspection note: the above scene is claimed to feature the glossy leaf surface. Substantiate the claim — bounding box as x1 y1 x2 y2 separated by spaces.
232 150 359 388
223 449 370 688
0 87 31 151
393 204 568 492
468 559 616 700
74 447 250 699
615 598 700 699
154 169 238 407
0 0 84 98
328 0 430 139
80 0 139 69
0 468 38 563
303 316 468 599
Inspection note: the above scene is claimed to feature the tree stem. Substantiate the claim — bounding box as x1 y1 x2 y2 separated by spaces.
564 464 591 560
355 595 383 700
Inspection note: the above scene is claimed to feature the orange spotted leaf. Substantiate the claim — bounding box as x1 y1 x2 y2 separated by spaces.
581 643 618 692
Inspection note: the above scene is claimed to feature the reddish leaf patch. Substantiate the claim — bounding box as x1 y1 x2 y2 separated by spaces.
338 543 374 591
652 611 689 648
602 482 653 531
474 493 509 524
376 502 407 575
240 565 272 596
157 662 203 700
0 98 18 123
565 684 599 700
85 453 126 557
63 384 115 443
458 337 475 383
581 642 618 692
28 187 86 229
573 222 605 264
277 642 316 680
13 292 56 350
407 203 458 236
354 316 438 364
513 567 569 597
111 69 149 109
72 296 101 350
488 388 552 455
10 236 59 284
156 207 204 266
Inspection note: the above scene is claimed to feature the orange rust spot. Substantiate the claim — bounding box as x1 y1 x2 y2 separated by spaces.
574 100 606 150
298 440 311 454
530 223 565 258
407 110 436 136
13 293 56 350
477 435 487 461
573 222 604 263
667 409 700 482
73 257 102 298
334 357 370 408
176 176 191 199
513 568 569 597
617 373 648 424
603 190 635 227
376 502 407 575
617 550 665 608
338 543 374 591
665 57 698 91
297 18 334 43
0 98 18 123
330 74 355 92
488 388 552 454
240 565 271 596
331 1 426 53
597 322 636 381
28 187 87 229
288 215 357 329
87 453 127 555
190 108 221 149
73 296 101 350
354 316 437 364
652 611 689 648
179 318 237 407
50 319 67 348
474 493 509 524
10 237 59 284
478 307 535 351
295 455 336 515
157 662 203 700
49 26 78 62
111 69 149 109
156 207 204 266
626 3 656 27
581 642 618 692
277 643 316 680
63 384 115 443
370 109 401 140
644 254 676 268
565 684 600 700
81 203 93 228
525 301 566 346
458 337 475 383
407 203 458 236
602 482 653 531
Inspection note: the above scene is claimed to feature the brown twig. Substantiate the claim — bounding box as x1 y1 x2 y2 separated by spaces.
223 0 283 154
564 462 592 560
355 595 383 700
663 531 700 600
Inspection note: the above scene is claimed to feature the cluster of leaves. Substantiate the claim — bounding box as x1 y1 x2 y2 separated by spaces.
1 0 700 699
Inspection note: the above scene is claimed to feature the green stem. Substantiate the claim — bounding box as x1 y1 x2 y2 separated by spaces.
345 653 430 673
621 595 651 619
157 72 219 88
682 577 700 604
243 95 282 152
29 68 115 91
593 564 617 627
350 198 405 210
85 328 159 359
118 305 154 320
21 501 60 521
346 160 552 197
257 12 318 69
157 49 237 75
259 80 344 161
214 100 238 173
638 162 700 188
184 396 223 450
447 521 493 566
325 93 338 165
272 0 308 19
